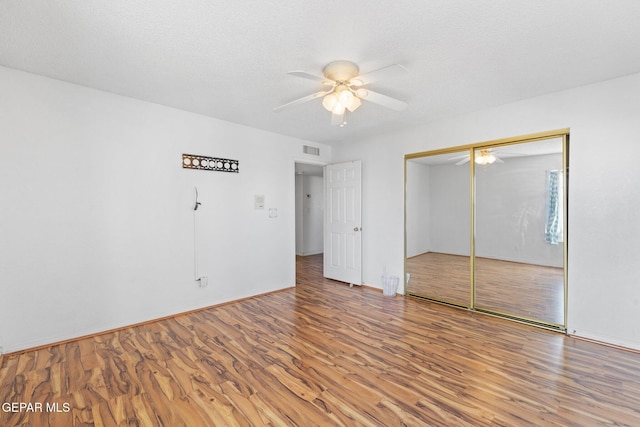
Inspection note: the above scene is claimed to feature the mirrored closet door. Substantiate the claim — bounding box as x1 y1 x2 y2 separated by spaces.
405 150 471 307
473 138 565 326
405 130 568 330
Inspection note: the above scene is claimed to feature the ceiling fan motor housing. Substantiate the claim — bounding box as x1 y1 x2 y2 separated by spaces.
323 60 360 83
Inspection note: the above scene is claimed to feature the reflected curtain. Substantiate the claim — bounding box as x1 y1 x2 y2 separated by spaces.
545 170 563 244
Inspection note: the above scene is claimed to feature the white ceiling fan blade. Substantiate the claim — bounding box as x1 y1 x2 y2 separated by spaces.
330 111 345 126
455 158 470 166
287 71 335 85
273 90 332 112
354 64 407 85
361 90 408 111
494 157 505 163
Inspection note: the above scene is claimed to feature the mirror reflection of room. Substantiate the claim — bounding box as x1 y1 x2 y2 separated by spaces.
405 150 471 307
405 134 567 329
474 138 564 325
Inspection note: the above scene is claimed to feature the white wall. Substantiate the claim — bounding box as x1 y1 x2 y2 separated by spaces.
475 153 564 267
333 72 640 350
0 66 331 353
405 161 430 257
295 175 304 254
406 160 471 257
302 175 324 255
428 163 471 256
409 153 563 266
3 65 639 353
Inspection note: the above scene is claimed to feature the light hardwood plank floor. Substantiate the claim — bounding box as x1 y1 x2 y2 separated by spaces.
1 254 639 426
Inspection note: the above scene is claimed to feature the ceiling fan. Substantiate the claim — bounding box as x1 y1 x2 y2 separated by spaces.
273 60 408 127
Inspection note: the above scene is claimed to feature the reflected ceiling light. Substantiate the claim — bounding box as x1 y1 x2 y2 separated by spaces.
475 150 497 165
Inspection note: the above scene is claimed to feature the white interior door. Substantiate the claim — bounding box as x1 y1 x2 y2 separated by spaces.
324 160 362 285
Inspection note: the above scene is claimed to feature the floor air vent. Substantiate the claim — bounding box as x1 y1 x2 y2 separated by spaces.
303 145 320 156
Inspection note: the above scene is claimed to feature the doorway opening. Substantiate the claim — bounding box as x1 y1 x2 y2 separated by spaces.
295 162 325 283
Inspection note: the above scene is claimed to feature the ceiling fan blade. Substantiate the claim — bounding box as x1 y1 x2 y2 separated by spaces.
354 64 407 85
287 71 335 85
273 90 332 112
330 111 345 126
361 90 408 111
455 158 470 166
494 157 505 163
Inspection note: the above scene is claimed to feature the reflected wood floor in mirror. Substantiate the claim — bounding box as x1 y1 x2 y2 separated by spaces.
406 252 564 325
406 252 471 305
2 254 638 426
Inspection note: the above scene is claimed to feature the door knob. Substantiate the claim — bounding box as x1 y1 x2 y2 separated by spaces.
354 227 360 232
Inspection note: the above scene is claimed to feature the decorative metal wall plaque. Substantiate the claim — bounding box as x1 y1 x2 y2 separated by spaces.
182 154 239 173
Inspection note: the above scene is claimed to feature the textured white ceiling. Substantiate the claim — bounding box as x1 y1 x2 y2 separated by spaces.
2 1 640 145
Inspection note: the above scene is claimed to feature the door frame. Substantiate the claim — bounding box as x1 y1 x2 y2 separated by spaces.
292 158 327 285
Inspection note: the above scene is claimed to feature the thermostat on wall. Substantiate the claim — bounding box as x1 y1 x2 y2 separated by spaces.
254 195 265 210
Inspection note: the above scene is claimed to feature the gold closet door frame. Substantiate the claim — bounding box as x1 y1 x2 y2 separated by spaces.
404 128 569 331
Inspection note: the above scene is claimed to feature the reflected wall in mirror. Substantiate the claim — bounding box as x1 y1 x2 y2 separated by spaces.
474 138 565 325
405 151 471 306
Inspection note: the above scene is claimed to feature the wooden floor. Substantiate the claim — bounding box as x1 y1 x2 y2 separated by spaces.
406 252 564 325
2 254 640 426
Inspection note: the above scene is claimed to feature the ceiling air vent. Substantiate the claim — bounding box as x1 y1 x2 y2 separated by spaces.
303 145 320 156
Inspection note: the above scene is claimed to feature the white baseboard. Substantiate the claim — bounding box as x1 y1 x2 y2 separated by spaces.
299 251 323 256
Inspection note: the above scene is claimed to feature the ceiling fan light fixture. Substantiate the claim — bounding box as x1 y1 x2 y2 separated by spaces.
322 93 339 111
346 95 361 112
475 151 497 165
334 83 348 94
277 60 408 127
333 104 346 115
355 88 368 98
338 89 354 105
